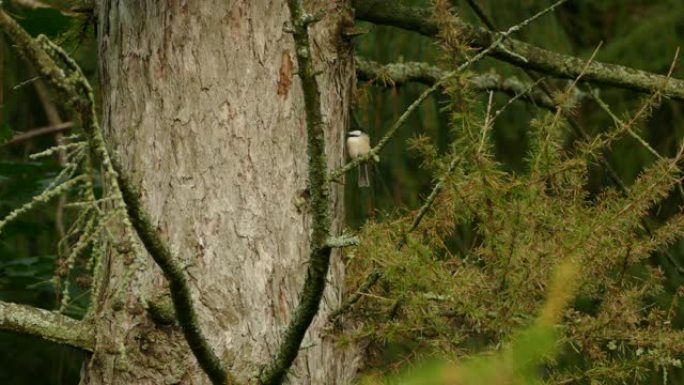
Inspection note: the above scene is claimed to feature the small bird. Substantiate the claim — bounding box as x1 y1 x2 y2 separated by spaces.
346 130 371 187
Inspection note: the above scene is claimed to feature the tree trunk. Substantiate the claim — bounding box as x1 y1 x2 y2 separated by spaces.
83 1 359 383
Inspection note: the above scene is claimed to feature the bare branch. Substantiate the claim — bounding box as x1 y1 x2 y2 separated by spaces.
355 57 563 110
408 156 462 235
354 0 684 100
0 300 94 351
2 122 74 146
464 0 497 30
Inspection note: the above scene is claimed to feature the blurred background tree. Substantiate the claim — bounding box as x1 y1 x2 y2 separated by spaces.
1 0 684 384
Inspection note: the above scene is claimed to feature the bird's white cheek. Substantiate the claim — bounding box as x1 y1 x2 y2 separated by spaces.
347 139 361 158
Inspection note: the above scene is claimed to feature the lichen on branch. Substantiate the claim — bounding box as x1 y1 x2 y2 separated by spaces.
355 56 565 110
259 1 335 384
353 0 684 100
0 300 94 351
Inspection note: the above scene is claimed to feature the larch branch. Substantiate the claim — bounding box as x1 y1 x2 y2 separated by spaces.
0 300 94 351
329 156 461 323
353 0 684 100
330 2 570 321
355 56 561 110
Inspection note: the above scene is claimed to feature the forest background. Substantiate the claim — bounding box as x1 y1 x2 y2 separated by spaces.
2 0 684 384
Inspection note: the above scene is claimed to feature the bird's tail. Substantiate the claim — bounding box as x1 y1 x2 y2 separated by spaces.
358 163 370 187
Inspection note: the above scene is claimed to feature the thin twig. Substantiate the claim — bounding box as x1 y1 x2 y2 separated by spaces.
407 156 462 235
590 90 663 160
489 78 545 125
328 269 382 322
12 75 41 90
464 0 497 30
2 121 73 146
479 91 494 152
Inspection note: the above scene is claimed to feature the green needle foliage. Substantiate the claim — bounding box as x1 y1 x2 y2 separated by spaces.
344 61 684 383
357 258 579 385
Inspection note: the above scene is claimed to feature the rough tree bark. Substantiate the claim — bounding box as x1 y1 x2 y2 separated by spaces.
82 1 359 383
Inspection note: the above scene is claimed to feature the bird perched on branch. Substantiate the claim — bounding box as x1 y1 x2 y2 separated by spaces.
346 130 371 187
